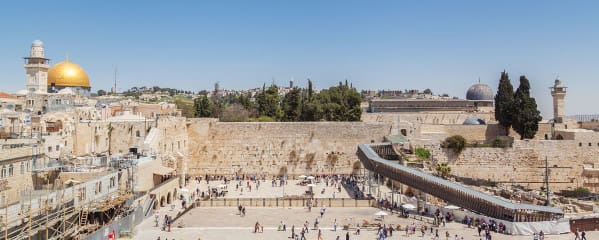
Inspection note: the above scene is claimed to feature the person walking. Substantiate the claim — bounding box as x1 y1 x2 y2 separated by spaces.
318 229 324 240
581 230 587 240
333 219 337 231
345 231 350 240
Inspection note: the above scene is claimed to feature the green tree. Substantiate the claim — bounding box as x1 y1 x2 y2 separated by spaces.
282 88 302 121
494 71 515 135
512 75 542 139
193 95 214 117
174 99 194 118
255 85 282 119
97 89 107 96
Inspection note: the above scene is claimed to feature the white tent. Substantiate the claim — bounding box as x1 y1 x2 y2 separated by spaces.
374 211 388 216
402 203 417 210
444 205 460 210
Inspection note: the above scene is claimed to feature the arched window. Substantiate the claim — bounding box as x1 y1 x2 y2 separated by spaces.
20 162 24 174
1 166 6 178
8 164 13 177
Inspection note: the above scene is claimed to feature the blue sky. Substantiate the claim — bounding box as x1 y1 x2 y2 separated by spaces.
1 1 598 116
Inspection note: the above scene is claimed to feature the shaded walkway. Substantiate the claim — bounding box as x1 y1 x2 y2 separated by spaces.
357 143 563 222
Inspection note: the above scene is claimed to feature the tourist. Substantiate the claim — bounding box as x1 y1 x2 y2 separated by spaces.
533 232 538 240
581 230 587 240
539 230 544 240
574 229 580 240
254 222 259 233
346 231 350 240
445 231 450 240
318 229 324 240
333 219 337 231
356 224 360 235
291 225 295 238
242 206 246 216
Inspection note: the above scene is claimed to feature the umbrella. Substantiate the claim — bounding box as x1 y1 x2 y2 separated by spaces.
444 205 460 210
374 211 388 216
307 184 316 187
299 175 307 179
401 203 417 210
179 188 190 192
306 176 315 180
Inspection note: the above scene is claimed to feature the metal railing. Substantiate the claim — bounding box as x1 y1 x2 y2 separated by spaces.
193 198 374 208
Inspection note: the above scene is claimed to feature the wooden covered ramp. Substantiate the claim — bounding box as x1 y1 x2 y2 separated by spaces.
357 143 563 222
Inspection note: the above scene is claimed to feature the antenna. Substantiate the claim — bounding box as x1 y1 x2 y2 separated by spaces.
113 65 118 94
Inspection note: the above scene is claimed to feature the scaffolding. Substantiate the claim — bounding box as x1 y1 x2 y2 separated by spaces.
0 176 134 240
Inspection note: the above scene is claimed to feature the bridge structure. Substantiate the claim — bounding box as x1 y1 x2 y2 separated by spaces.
357 143 564 222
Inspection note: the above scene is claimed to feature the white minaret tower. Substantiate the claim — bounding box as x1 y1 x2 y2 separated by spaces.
550 77 567 123
24 39 50 93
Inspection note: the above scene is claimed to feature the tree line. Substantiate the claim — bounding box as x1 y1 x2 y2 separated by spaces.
193 80 362 122
494 71 542 139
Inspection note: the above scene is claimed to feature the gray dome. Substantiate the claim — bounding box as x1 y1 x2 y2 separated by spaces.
463 117 486 125
466 83 493 100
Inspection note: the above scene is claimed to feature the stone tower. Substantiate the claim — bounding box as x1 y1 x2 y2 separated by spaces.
550 78 567 123
24 40 50 93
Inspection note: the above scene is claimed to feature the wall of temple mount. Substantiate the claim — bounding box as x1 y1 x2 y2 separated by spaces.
186 119 392 177
430 137 599 193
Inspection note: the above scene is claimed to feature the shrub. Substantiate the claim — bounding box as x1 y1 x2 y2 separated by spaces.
575 187 591 197
435 163 451 179
415 148 431 160
492 137 509 148
442 135 466 155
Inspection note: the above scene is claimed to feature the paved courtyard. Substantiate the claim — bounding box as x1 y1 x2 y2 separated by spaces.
134 207 597 240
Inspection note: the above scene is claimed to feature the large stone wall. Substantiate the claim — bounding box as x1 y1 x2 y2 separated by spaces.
431 138 599 192
187 120 392 176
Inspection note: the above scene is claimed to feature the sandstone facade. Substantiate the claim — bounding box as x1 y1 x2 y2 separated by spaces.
187 120 392 176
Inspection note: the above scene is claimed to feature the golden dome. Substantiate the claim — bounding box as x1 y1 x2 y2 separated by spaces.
48 61 90 88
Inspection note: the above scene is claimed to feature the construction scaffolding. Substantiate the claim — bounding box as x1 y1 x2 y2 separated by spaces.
0 165 136 240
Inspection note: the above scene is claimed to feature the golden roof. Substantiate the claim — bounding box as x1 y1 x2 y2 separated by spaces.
47 61 90 88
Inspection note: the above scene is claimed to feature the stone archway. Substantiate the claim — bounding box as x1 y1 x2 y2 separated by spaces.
167 192 172 204
160 196 166 207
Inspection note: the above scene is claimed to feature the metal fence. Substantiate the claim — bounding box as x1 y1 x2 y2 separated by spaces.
194 198 374 208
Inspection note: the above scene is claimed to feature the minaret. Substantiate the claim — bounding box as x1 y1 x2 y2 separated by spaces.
550 78 567 123
24 40 50 93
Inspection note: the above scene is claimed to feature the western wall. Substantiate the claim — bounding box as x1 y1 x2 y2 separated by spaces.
186 119 392 176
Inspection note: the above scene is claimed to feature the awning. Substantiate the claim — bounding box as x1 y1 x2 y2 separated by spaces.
153 165 175 176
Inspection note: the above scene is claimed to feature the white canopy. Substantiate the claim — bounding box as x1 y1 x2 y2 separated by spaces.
374 211 388 216
306 176 315 180
444 205 460 210
402 203 417 210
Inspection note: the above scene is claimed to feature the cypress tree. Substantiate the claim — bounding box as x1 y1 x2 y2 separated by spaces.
494 71 515 135
512 75 542 139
